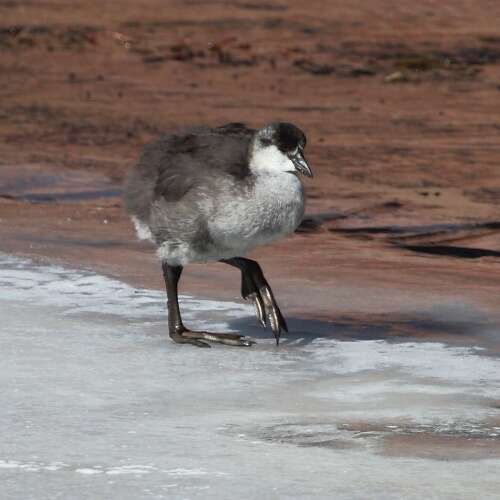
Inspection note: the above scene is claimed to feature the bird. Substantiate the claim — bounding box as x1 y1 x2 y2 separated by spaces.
123 122 312 347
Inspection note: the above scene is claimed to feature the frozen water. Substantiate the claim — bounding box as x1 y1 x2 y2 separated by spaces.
1 253 500 499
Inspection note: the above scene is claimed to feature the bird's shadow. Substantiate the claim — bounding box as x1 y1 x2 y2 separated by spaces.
226 305 498 351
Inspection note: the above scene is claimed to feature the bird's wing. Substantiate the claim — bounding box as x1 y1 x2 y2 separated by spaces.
123 124 254 218
154 125 254 199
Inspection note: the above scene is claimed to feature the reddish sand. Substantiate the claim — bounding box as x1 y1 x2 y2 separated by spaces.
1 0 500 323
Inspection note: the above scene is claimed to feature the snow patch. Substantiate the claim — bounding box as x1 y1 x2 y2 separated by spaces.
2 253 500 500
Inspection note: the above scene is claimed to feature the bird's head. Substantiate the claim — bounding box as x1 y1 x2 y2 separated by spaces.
249 122 312 178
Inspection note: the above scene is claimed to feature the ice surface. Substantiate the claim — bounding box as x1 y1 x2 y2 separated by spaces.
1 254 500 499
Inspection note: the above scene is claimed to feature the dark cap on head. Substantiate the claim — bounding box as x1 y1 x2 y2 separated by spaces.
258 122 307 153
255 122 312 178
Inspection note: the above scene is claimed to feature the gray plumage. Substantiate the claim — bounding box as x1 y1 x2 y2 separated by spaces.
124 122 309 266
123 121 312 347
124 123 253 216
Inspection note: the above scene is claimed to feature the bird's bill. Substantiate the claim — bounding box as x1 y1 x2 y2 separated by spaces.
289 150 313 178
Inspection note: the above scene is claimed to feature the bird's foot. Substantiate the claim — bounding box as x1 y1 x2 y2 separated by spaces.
245 285 288 345
170 330 255 348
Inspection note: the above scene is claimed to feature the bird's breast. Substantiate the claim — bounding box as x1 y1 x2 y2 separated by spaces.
208 173 305 250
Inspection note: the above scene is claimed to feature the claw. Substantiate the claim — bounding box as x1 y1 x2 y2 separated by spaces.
229 259 288 345
260 286 282 345
249 292 266 328
180 330 254 347
203 333 254 347
268 308 280 336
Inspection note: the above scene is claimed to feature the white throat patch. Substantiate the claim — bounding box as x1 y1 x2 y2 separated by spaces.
249 144 294 175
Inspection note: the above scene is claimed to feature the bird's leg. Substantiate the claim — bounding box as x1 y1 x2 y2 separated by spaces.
222 257 288 345
161 261 253 347
162 262 209 347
